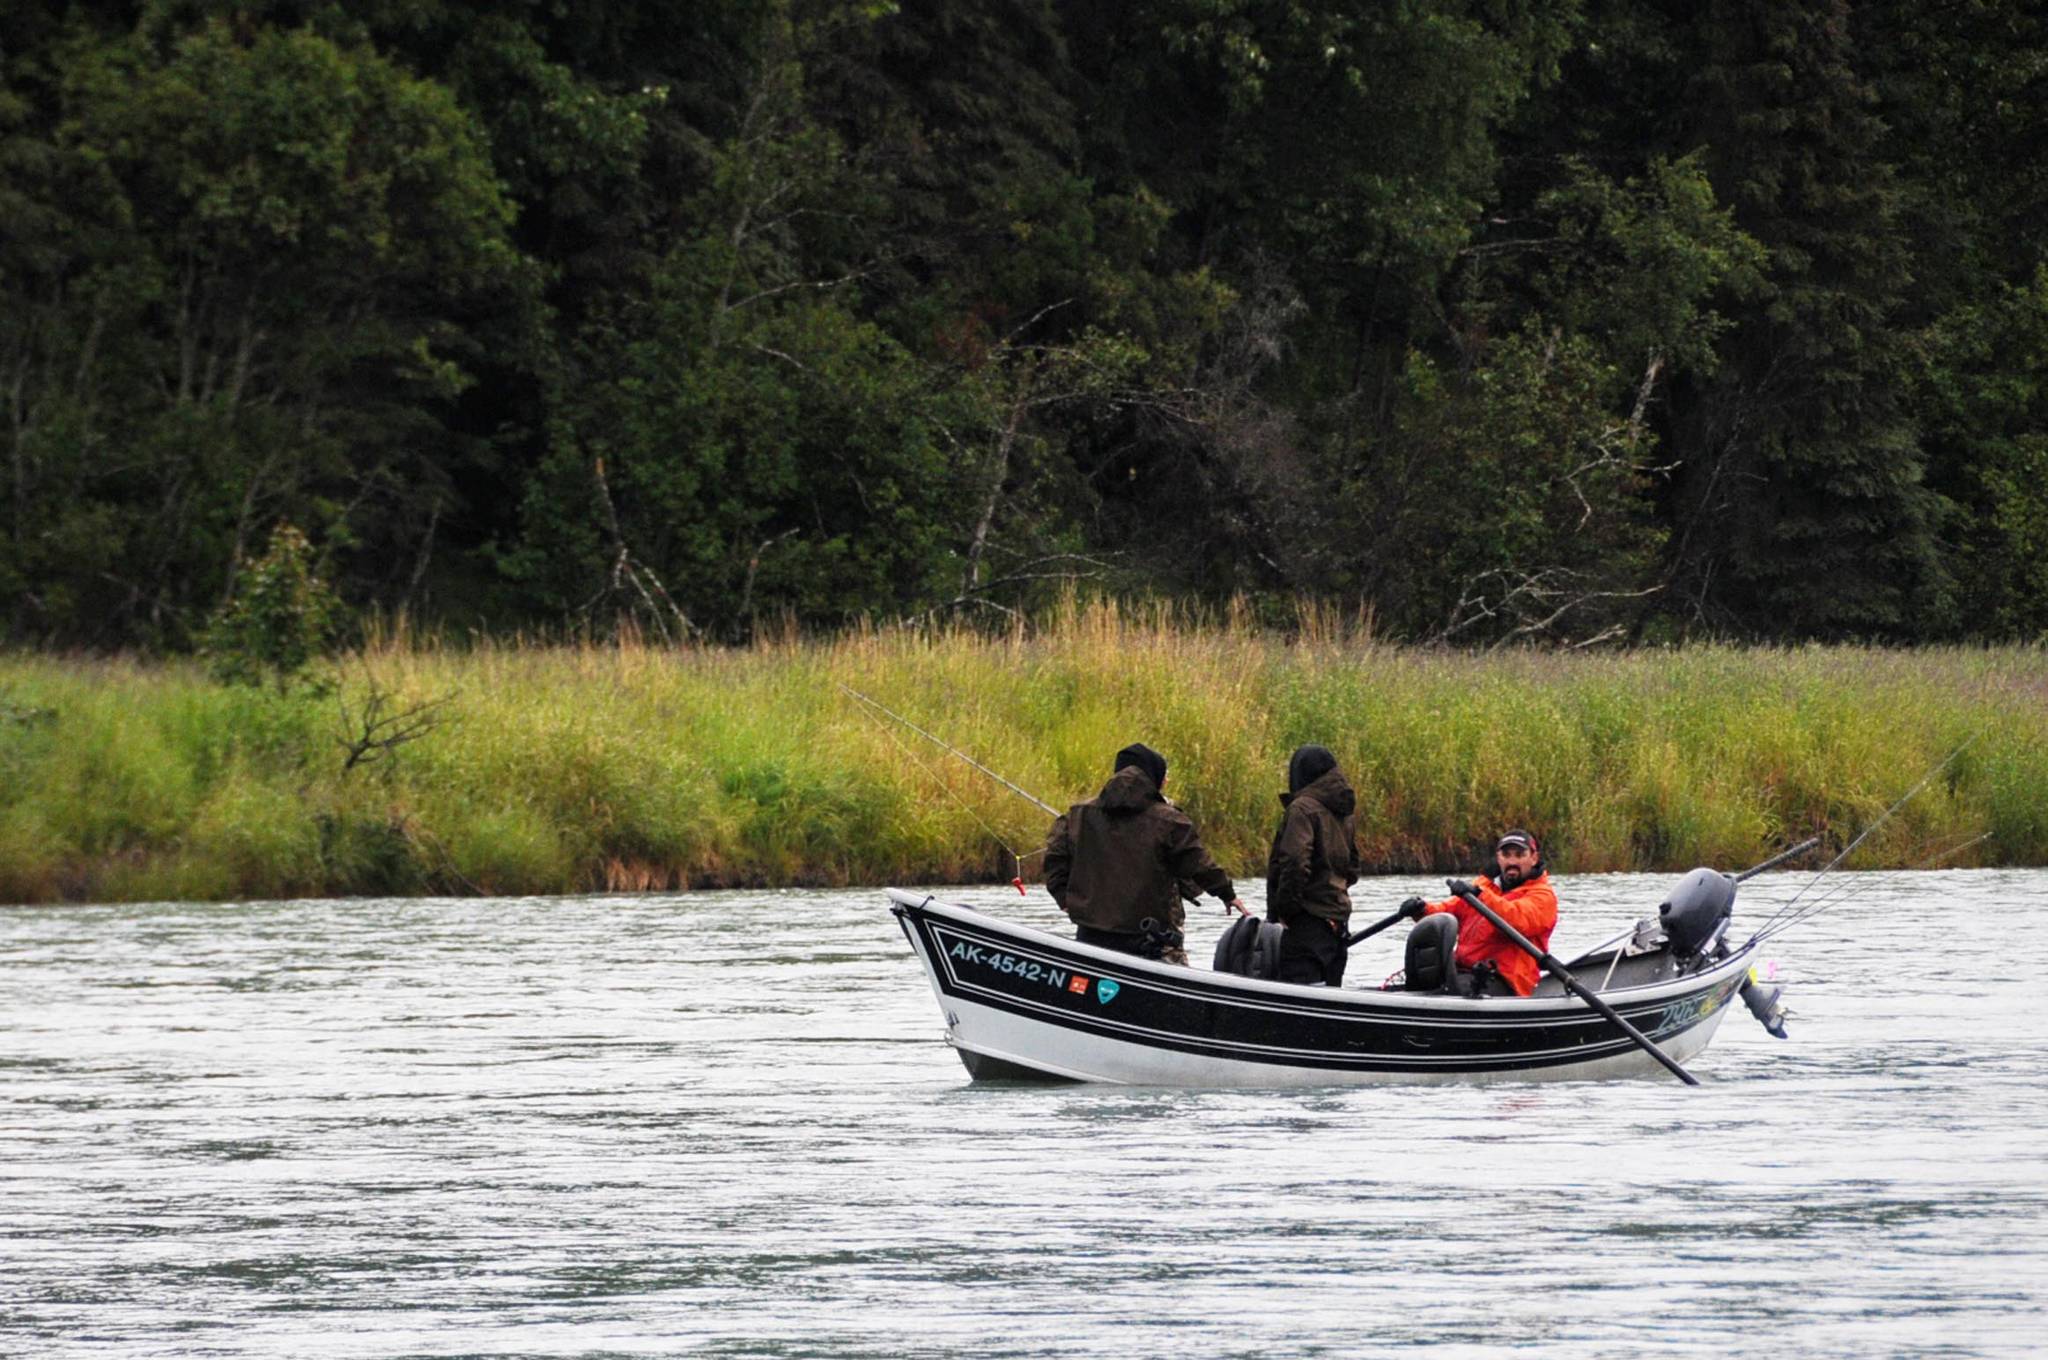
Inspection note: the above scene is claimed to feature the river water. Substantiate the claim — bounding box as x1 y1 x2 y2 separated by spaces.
3 869 2044 1358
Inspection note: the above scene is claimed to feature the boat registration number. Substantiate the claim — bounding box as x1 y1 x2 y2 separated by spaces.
1652 989 1724 1035
948 941 1079 993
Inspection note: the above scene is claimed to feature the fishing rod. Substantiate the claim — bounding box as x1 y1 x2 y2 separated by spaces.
836 683 1059 815
839 682 1250 916
1566 835 1826 966
1734 835 1824 883
1744 739 1974 944
1747 831 1991 946
838 682 1064 894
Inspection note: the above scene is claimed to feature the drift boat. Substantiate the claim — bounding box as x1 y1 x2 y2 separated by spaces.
888 870 1780 1086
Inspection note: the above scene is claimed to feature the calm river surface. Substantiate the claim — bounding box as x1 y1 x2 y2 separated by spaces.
4 870 2045 1358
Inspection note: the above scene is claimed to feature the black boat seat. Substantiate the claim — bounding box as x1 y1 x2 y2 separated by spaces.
1212 914 1287 980
1403 917 1518 997
1403 914 1460 993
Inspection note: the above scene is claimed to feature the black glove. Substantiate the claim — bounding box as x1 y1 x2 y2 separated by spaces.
1446 879 1475 899
1399 896 1427 920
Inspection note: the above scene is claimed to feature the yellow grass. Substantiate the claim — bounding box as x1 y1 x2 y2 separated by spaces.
2 602 2041 903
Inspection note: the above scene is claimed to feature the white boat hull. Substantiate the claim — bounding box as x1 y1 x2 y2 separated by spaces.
890 890 1752 1087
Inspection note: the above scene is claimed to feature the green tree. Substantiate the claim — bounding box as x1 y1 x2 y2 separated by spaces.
201 520 341 688
513 6 957 639
1 14 529 645
1918 272 2048 637
1660 0 1949 637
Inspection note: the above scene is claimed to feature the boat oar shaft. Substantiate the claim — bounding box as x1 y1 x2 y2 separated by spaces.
1733 835 1823 883
1454 888 1699 1087
1343 908 1407 948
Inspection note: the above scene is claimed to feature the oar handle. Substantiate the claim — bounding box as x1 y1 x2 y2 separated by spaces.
1733 835 1823 883
1343 907 1408 948
1455 888 1699 1086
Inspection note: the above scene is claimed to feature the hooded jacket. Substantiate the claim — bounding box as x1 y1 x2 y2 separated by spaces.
1043 766 1235 933
1423 871 1558 997
1264 766 1360 926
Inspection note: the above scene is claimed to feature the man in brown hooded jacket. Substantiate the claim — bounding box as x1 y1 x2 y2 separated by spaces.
1043 742 1245 965
1265 744 1360 986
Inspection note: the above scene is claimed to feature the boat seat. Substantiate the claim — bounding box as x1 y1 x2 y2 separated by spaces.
1403 914 1460 993
1212 914 1286 980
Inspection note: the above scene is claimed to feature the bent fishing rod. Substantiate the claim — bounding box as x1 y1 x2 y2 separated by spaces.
838 682 1065 896
839 682 1243 913
836 683 1059 815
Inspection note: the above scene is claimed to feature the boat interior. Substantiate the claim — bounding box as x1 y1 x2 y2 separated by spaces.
1533 945 1687 996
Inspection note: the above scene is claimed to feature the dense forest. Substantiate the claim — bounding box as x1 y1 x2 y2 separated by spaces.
4 0 2045 651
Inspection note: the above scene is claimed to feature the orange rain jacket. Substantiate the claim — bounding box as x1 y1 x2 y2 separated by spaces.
1423 871 1558 997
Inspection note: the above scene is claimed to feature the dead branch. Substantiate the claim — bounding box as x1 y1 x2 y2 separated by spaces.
591 455 697 643
337 684 451 774
1434 566 1664 650
908 551 1121 626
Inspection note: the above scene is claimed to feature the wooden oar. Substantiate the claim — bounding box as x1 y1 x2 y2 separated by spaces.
1342 907 1408 948
1454 886 1699 1087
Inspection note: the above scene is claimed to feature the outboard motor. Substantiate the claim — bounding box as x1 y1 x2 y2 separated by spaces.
1658 868 1736 961
1741 967 1791 1038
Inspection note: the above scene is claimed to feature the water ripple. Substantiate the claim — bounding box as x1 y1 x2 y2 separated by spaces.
3 870 2044 1357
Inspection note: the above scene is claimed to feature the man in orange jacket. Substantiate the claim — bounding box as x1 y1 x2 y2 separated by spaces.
1398 829 1558 996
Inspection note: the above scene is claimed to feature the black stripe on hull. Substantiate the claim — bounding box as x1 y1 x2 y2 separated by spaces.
893 898 1746 1078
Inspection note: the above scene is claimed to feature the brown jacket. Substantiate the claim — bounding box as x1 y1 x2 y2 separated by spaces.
1043 767 1235 932
1264 767 1359 926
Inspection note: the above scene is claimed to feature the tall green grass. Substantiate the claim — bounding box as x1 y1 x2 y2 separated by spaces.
3 604 2043 903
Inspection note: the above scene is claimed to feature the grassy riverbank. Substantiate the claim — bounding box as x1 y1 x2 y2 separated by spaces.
3 605 2043 903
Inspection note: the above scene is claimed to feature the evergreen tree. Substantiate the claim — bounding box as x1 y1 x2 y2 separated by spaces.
1665 0 1948 637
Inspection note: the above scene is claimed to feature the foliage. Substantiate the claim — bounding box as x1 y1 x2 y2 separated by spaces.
201 522 342 688
2 0 2045 647
1 9 529 645
0 616 2041 903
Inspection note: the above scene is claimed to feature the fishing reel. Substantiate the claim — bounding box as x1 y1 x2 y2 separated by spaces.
1136 917 1186 961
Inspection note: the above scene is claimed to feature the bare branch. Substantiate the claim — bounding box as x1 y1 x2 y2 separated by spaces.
337 683 451 774
748 343 810 373
591 456 696 643
738 527 799 624
725 264 882 313
1434 566 1663 651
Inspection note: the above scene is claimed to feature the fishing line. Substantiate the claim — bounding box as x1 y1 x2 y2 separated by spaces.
1765 828 1989 927
1745 739 1974 941
1747 835 1985 947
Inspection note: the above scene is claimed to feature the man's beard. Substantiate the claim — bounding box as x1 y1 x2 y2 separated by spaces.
1498 864 1525 887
